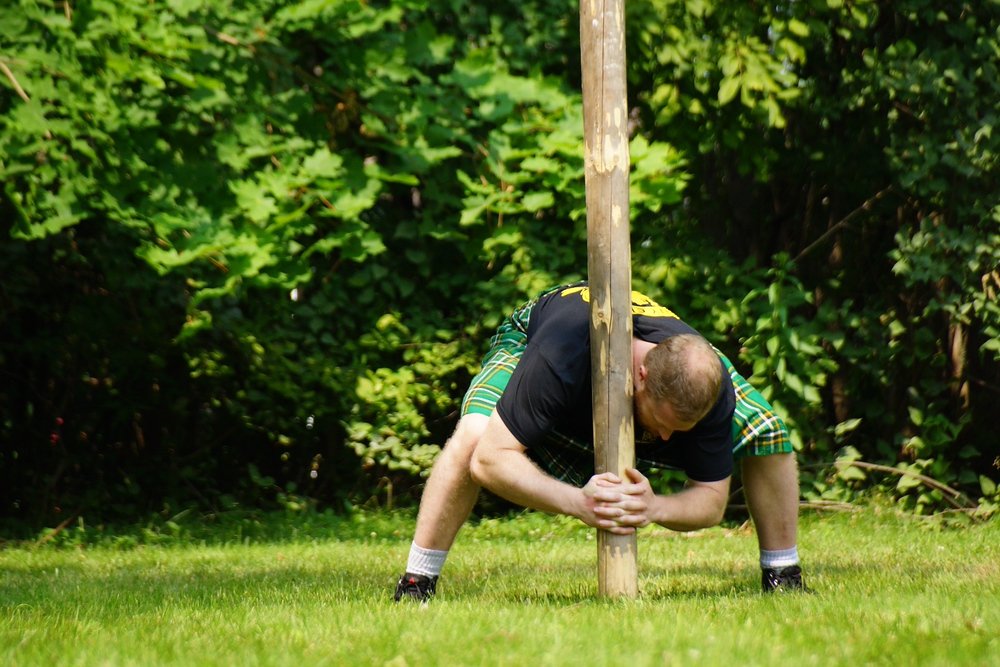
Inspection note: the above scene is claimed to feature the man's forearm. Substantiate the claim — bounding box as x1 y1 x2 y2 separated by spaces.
647 482 729 531
470 446 584 519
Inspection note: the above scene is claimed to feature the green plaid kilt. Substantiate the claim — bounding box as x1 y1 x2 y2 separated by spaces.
460 296 535 418
716 353 793 458
461 296 793 482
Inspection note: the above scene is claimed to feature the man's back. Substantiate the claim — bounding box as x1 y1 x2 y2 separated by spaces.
496 284 736 483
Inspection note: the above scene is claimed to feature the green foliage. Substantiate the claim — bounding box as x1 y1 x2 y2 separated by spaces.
1 0 997 527
626 0 999 512
346 314 475 477
734 260 841 452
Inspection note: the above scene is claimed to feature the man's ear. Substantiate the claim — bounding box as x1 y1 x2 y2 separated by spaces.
636 364 648 386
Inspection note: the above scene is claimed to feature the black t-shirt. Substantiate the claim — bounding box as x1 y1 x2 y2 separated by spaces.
495 284 735 482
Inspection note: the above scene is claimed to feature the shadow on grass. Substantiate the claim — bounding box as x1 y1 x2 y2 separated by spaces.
439 561 761 603
440 556 984 604
2 548 983 612
0 557 406 616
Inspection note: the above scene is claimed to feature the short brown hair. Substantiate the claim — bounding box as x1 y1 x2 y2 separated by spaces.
642 334 722 423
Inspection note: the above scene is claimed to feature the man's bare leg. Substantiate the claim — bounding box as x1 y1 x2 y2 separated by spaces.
412 413 488 550
741 452 806 591
740 452 799 550
395 414 489 600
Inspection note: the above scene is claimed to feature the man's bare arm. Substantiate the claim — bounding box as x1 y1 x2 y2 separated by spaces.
600 468 731 532
468 411 635 534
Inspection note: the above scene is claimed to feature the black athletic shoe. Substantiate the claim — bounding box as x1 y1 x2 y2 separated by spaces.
394 573 438 602
762 565 807 593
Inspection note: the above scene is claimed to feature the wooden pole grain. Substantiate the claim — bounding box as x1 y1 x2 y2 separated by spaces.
579 0 637 598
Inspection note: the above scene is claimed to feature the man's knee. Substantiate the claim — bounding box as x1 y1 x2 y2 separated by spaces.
437 413 490 470
741 451 798 478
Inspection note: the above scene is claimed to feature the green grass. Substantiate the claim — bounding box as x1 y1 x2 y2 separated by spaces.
2 509 998 666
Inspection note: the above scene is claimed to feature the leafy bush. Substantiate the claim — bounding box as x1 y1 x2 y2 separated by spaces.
1 0 997 530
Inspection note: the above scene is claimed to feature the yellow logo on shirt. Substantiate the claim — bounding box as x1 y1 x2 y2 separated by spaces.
560 285 679 319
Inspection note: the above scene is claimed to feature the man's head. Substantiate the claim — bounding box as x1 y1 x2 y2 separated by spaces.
635 334 722 441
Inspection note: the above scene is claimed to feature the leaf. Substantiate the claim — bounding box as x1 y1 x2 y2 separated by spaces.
787 19 810 37
415 143 462 165
10 100 50 136
833 418 863 438
230 180 278 224
837 445 863 462
0 10 29 37
521 156 561 172
166 0 204 16
301 147 344 179
837 465 866 482
784 372 804 396
164 67 198 88
896 471 922 492
980 338 1000 353
522 191 554 212
326 178 381 219
459 201 488 226
718 77 740 105
483 230 522 254
12 182 84 239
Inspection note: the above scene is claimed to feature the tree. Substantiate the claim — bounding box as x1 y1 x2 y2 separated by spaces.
1 0 996 529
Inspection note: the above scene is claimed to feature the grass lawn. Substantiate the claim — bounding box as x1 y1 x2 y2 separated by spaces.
1 508 998 666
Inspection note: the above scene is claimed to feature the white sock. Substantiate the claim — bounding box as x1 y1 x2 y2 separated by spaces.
760 546 799 570
406 542 448 577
